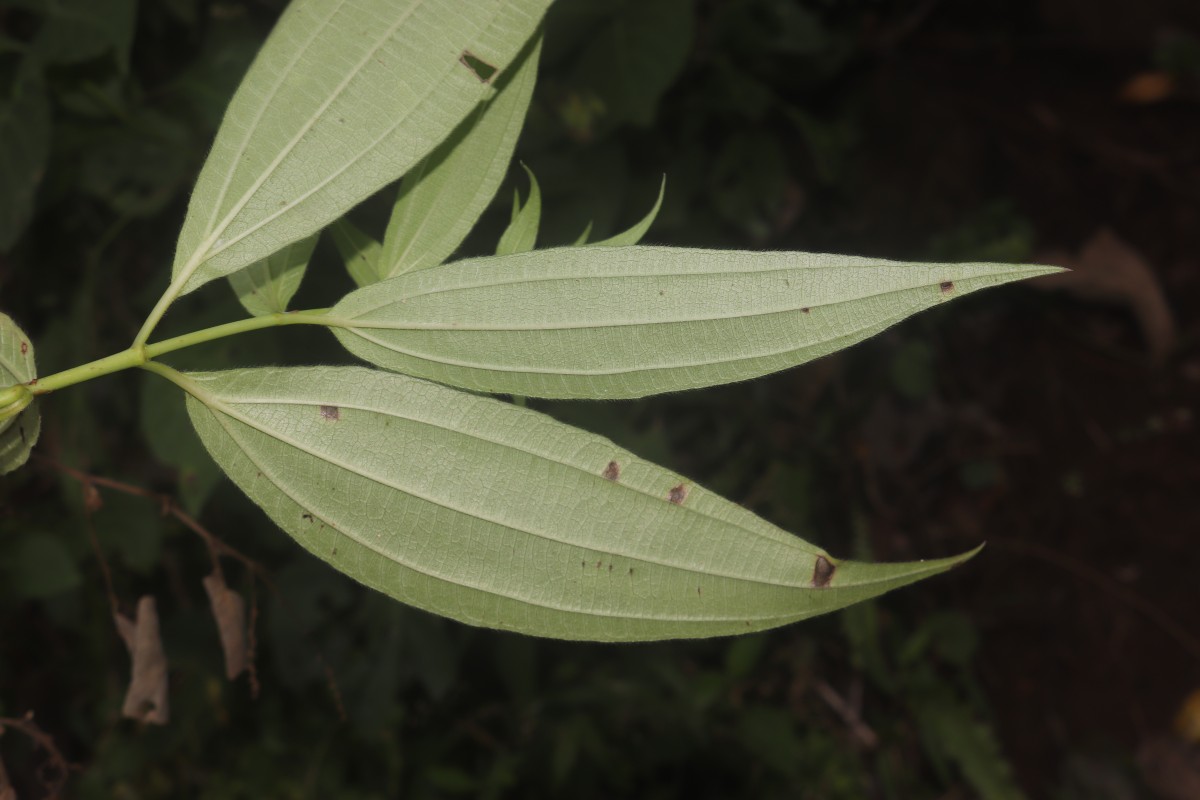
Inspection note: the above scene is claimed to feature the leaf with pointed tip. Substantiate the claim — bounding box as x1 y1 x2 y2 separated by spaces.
495 164 540 255
379 36 542 279
166 364 974 641
588 176 664 247
0 313 40 475
329 247 1060 399
572 221 593 246
328 218 384 288
0 83 50 250
228 233 318 316
169 0 553 297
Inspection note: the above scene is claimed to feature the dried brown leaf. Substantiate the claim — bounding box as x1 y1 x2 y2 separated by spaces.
1035 228 1176 363
114 596 169 725
202 572 248 681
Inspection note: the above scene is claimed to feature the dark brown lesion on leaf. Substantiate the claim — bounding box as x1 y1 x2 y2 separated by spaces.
20 340 28 355
319 405 340 421
602 460 620 481
812 555 835 588
939 280 955 293
459 50 497 83
668 484 689 505
302 513 314 522
800 307 811 314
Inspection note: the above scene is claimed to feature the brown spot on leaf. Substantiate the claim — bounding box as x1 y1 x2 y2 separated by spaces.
302 513 314 522
203 573 248 681
939 280 955 293
19 341 28 355
628 567 634 575
668 484 689 505
608 563 613 572
602 460 620 481
114 596 169 724
801 307 811 314
320 405 340 421
596 560 603 569
332 548 338 556
459 50 497 82
812 555 835 588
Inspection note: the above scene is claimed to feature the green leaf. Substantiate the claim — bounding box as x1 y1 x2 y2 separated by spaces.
328 218 384 288
588 176 664 247
378 36 543 279
329 246 1060 400
21 0 137 73
495 164 541 255
228 233 318 317
572 221 593 246
571 0 694 127
169 0 553 297
0 83 51 250
0 313 40 475
163 363 974 641
3 534 82 599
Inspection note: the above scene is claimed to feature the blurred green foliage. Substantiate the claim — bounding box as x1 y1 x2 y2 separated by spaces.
0 1 1040 797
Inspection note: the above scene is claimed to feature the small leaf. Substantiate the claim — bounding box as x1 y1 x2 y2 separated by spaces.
22 0 137 73
170 0 553 297
228 233 317 316
3 534 81 599
203 572 248 680
495 164 541 255
328 218 383 288
571 0 694 127
0 312 40 474
115 596 170 725
572 221 594 246
163 364 976 642
0 83 51 250
379 36 543 279
588 176 664 247
328 246 1060 399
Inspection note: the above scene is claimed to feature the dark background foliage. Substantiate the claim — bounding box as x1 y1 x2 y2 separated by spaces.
2 0 1198 797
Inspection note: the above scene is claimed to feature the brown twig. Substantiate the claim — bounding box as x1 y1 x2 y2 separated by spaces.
32 453 265 583
0 712 74 800
31 453 347 716
989 536 1200 666
813 679 880 750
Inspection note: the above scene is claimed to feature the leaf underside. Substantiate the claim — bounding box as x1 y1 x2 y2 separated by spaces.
176 364 973 642
329 246 1060 399
228 233 318 316
379 35 543 279
0 313 40 474
171 0 553 297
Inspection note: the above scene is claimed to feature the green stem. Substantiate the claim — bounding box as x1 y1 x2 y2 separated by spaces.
27 309 336 396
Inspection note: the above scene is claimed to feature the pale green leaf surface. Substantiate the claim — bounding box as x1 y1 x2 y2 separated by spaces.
170 364 973 641
329 246 1061 399
228 233 318 316
380 36 542 278
0 84 51 250
495 164 540 255
0 313 40 474
588 176 664 247
328 218 384 287
171 0 553 296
